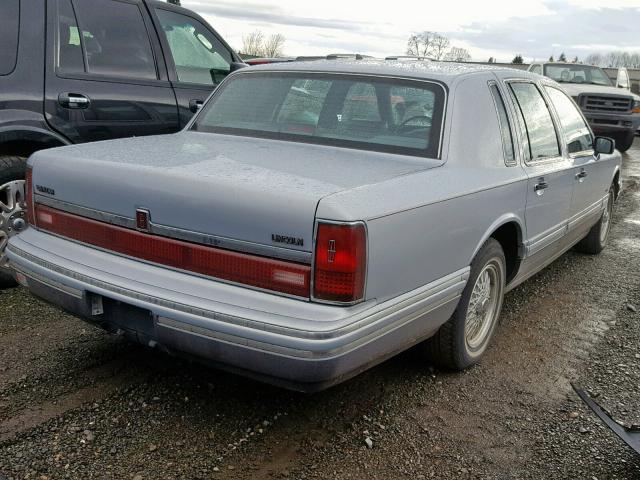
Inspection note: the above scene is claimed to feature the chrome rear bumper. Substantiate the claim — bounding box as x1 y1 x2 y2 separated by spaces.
7 229 467 391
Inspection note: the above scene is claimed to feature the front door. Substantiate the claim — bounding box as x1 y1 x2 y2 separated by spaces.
45 0 179 144
507 81 575 259
149 5 239 127
543 86 612 235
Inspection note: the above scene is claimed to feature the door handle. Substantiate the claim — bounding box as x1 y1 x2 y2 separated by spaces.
575 170 588 182
189 99 204 113
534 180 549 195
58 93 91 109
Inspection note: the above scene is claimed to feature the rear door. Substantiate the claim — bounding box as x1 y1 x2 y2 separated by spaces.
45 0 179 143
148 4 239 127
506 80 575 258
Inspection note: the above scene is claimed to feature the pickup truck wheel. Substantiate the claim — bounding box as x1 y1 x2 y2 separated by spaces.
614 131 635 153
425 238 506 370
576 187 615 255
0 155 27 289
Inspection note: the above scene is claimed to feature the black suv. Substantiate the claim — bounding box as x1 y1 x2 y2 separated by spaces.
0 0 245 286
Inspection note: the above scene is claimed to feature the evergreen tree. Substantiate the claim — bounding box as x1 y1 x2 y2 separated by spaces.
512 54 524 64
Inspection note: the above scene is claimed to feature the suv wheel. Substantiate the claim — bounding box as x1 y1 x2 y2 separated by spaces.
0 155 27 289
424 238 506 370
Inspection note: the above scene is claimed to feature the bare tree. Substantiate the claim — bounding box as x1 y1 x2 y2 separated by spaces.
445 47 471 62
430 34 450 61
584 53 603 66
406 31 438 57
262 34 286 58
584 51 640 68
241 31 264 57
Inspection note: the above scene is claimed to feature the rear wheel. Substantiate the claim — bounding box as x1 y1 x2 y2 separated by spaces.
613 131 635 153
576 186 614 255
0 155 27 289
425 238 506 370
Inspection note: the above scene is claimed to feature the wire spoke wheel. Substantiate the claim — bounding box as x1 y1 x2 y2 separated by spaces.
464 262 501 351
0 180 27 268
599 191 614 245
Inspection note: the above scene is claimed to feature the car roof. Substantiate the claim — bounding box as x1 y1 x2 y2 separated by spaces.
244 59 536 84
537 62 600 68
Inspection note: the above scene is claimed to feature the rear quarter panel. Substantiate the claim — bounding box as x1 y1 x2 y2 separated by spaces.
317 73 529 303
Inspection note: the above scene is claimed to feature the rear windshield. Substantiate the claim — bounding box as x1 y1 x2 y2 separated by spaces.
192 72 446 158
0 0 20 75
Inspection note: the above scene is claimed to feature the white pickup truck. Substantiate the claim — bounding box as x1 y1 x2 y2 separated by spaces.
528 62 640 151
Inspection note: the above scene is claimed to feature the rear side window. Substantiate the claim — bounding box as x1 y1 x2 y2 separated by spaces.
69 0 157 80
509 82 560 161
545 86 593 154
530 65 542 75
489 83 516 165
155 8 232 85
57 0 84 74
193 72 445 158
0 0 20 76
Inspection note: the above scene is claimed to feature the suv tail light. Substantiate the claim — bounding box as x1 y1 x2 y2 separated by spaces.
313 221 367 304
25 167 35 226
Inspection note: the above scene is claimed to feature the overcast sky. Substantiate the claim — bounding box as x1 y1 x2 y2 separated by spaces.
181 0 640 62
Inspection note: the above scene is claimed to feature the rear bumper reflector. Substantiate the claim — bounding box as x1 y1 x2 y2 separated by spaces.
34 204 311 298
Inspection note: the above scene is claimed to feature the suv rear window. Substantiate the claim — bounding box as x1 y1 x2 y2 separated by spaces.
192 72 445 158
0 0 20 76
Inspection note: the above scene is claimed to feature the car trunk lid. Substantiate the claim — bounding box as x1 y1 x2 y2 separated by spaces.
30 132 440 258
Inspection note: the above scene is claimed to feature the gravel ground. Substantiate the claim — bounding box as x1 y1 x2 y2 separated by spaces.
1 139 639 480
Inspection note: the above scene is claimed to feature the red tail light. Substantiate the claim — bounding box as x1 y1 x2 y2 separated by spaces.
25 167 36 226
313 222 367 304
34 204 311 297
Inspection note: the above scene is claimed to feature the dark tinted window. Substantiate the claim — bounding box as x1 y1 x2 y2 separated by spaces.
509 82 560 161
545 86 593 154
72 0 157 80
489 84 516 165
193 73 445 158
57 0 85 74
156 9 231 85
0 0 20 75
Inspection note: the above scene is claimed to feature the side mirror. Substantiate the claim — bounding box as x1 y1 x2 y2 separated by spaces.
594 136 615 155
230 62 248 72
209 68 229 85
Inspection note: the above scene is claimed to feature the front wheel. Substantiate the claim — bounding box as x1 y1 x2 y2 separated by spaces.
424 238 506 370
613 131 635 153
576 187 615 255
0 155 27 289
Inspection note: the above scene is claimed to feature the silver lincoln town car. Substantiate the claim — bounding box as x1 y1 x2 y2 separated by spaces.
5 60 621 391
